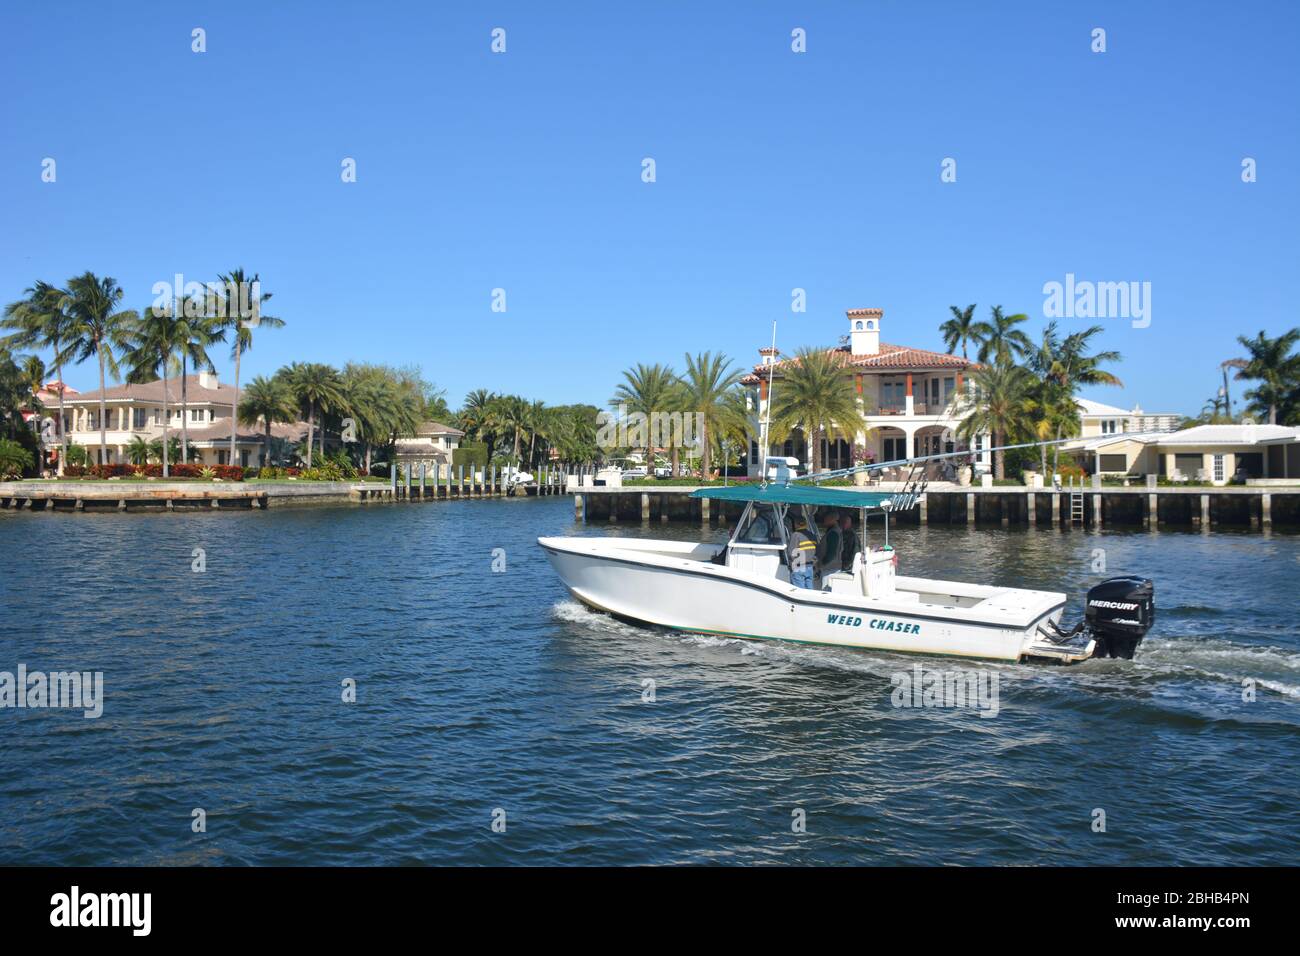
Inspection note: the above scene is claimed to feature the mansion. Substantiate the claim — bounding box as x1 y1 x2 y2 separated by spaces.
743 308 987 476
32 372 307 468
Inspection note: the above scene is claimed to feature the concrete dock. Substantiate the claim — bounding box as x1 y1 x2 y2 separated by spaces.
572 483 1300 531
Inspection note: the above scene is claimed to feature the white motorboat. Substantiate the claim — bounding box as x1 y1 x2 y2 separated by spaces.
539 464 1155 664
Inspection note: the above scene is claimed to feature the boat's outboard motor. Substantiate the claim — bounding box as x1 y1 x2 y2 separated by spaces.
1086 576 1156 659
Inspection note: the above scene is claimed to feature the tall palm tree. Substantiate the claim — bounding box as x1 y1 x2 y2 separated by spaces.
174 296 225 463
940 303 980 359
239 375 297 468
768 348 868 473
490 394 530 465
679 351 745 478
283 362 345 467
2 281 76 473
972 305 1032 367
956 363 1036 480
216 268 284 462
62 273 138 465
525 399 549 469
611 363 678 468
458 389 499 462
1232 329 1300 425
121 303 185 476
1035 324 1123 473
1219 358 1246 420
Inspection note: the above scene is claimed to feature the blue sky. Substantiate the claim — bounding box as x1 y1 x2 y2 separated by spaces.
2 1 1296 416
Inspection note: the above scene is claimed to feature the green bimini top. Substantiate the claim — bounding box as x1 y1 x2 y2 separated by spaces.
689 483 897 509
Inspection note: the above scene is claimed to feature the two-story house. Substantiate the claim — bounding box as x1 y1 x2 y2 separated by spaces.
392 421 465 472
55 371 307 468
742 308 987 476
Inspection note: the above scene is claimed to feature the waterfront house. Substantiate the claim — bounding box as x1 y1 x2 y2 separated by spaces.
392 421 464 472
742 308 986 476
55 371 308 468
1076 398 1179 438
1065 422 1300 485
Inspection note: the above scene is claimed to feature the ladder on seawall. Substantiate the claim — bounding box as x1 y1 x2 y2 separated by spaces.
1067 477 1084 525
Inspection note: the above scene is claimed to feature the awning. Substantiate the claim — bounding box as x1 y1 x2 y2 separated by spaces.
690 483 897 509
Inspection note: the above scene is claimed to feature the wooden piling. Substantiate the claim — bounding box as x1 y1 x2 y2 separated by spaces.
966 493 975 526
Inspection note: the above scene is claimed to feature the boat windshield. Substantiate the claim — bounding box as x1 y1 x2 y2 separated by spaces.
734 503 787 545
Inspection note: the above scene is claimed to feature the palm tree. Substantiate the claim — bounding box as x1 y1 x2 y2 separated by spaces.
679 351 745 478
2 281 77 473
239 375 297 467
768 348 868 473
121 303 183 476
612 363 678 469
491 394 530 465
525 399 548 469
1032 324 1123 474
283 362 345 466
973 306 1032 367
1232 329 1300 425
940 304 980 359
62 273 138 465
215 269 283 462
956 363 1036 480
173 296 225 464
458 389 499 462
126 435 153 466
1219 358 1246 420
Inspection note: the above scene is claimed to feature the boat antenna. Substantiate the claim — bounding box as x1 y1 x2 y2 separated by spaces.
759 320 777 487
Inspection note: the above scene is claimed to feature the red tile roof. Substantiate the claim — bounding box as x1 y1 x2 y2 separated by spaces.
741 344 977 383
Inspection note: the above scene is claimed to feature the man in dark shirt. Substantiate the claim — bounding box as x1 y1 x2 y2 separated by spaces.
840 513 860 571
818 510 843 579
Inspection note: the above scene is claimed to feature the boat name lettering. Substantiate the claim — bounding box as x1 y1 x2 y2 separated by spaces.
826 613 920 635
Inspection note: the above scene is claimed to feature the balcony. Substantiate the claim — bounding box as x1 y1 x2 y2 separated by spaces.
868 401 956 417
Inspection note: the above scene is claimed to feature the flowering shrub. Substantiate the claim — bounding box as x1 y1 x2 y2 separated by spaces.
62 463 244 481
257 466 301 479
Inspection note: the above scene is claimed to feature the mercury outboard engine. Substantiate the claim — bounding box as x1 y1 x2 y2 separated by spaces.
1085 576 1156 659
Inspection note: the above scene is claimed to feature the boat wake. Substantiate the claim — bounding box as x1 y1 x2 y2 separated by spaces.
550 600 1300 713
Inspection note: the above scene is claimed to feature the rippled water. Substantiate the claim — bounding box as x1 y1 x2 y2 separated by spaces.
1 498 1297 865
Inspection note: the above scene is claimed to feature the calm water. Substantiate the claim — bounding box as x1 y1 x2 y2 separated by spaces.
1 497 1297 865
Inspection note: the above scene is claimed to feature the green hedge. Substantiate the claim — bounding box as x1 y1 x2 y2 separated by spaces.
452 442 488 468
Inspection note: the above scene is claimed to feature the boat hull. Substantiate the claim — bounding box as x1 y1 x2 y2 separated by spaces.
539 537 1070 662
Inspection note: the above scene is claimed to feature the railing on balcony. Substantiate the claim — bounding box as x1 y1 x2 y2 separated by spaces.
870 401 953 416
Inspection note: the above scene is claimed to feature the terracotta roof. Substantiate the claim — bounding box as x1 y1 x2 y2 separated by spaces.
741 344 976 383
